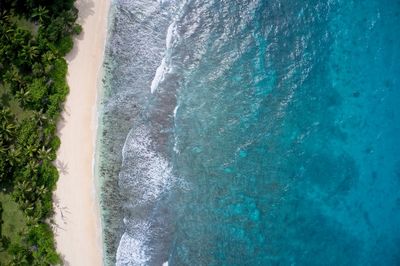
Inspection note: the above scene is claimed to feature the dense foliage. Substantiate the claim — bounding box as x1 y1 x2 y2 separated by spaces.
0 0 80 264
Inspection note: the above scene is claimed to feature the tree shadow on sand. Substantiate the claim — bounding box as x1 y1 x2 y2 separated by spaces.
66 0 96 60
76 0 95 24
55 160 69 175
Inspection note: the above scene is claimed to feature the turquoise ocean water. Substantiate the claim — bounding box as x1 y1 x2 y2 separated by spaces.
98 0 400 265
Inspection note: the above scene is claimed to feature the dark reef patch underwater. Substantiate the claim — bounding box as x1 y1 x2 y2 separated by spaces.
98 0 400 265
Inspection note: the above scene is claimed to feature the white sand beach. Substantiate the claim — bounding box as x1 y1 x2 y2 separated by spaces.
53 0 110 265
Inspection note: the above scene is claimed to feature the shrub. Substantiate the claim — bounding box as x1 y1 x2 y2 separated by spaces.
73 24 82 35
49 135 60 152
28 224 61 265
57 35 74 55
26 78 48 110
38 161 58 189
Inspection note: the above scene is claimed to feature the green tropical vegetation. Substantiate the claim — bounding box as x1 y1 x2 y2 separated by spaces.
0 0 81 264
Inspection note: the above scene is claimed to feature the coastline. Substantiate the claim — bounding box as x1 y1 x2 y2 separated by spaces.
53 0 110 265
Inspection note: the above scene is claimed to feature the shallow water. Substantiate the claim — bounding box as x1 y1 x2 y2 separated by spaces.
99 0 400 265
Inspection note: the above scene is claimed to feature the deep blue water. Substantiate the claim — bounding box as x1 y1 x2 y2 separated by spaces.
100 0 400 265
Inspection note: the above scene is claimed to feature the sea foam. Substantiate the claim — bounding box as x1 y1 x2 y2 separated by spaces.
150 22 177 93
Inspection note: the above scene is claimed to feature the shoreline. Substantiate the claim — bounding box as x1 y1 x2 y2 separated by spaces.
53 0 110 265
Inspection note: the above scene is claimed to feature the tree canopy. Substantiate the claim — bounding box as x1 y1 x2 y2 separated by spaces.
0 0 80 264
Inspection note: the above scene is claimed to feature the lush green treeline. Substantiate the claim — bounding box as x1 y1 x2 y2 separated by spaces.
0 0 80 265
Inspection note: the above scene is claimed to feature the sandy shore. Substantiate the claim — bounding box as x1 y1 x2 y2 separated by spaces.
53 0 110 265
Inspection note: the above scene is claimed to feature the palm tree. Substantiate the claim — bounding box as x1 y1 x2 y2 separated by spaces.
23 202 35 215
16 180 33 194
35 185 48 197
0 123 15 141
10 252 29 266
15 88 31 106
13 29 29 47
38 146 52 161
31 6 49 24
0 140 7 155
13 181 31 204
33 109 47 126
4 27 15 42
42 51 56 63
63 9 79 27
8 146 22 167
25 215 39 227
24 143 38 159
4 67 24 91
0 107 12 121
22 44 39 62
27 160 39 173
10 67 23 84
0 11 12 24
32 62 43 77
0 108 15 138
